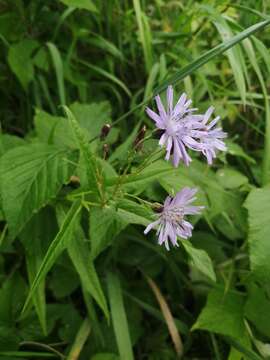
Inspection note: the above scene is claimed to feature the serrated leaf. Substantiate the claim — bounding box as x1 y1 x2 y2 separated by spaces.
21 200 82 315
244 188 270 283
0 144 77 237
63 106 103 199
182 241 216 282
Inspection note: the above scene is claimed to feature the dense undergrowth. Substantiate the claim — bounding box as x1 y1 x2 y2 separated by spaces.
1 1 270 359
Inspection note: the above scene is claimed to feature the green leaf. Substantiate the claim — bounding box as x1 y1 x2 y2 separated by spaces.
244 188 270 283
215 168 248 189
107 272 134 360
90 206 125 259
91 354 119 360
0 134 25 157
67 227 109 319
0 144 76 237
116 199 153 227
60 0 98 12
19 208 58 335
245 282 270 337
7 40 39 90
193 287 246 341
63 106 103 199
21 200 82 315
182 241 216 282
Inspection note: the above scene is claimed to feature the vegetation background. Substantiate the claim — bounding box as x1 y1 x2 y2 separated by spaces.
0 0 270 359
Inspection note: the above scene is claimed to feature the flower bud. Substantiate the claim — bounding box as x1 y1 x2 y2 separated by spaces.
103 143 109 159
100 123 111 140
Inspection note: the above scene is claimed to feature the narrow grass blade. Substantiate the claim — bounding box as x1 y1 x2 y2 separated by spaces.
47 42 66 105
66 318 91 360
76 58 131 97
113 19 270 126
133 0 153 73
107 272 134 360
146 276 183 358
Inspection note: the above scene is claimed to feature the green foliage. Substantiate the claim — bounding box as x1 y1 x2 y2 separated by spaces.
0 0 270 358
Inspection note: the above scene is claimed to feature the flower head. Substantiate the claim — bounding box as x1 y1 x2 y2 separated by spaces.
146 86 227 167
146 86 202 167
197 106 227 165
144 188 204 250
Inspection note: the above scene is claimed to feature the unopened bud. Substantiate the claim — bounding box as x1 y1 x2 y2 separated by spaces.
134 125 147 150
100 123 111 140
103 143 109 159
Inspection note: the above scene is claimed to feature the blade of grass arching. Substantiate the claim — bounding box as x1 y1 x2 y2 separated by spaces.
86 34 124 61
0 351 57 358
146 276 183 358
47 42 66 105
133 0 153 73
38 74 57 114
242 38 270 185
201 7 247 105
107 272 134 360
143 62 160 102
112 19 270 127
75 58 131 97
253 37 270 75
21 200 82 316
66 318 91 360
52 6 76 41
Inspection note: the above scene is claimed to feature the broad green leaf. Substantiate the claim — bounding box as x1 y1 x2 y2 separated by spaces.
0 134 25 157
215 168 248 189
116 199 153 227
60 0 98 12
107 272 134 360
67 228 109 319
244 188 270 283
19 208 58 335
193 287 246 341
0 144 76 237
182 241 216 282
22 200 82 315
34 109 75 148
7 40 39 90
245 282 270 337
63 106 104 199
90 206 125 259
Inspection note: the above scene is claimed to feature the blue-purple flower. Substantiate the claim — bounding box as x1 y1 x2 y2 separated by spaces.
144 188 204 250
197 106 227 165
146 85 227 166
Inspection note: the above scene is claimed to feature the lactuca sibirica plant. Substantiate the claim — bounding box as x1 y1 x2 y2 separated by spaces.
144 85 227 249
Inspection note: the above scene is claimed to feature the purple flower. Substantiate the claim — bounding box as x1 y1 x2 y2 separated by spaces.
146 85 227 166
144 188 204 250
146 86 203 167
197 106 227 165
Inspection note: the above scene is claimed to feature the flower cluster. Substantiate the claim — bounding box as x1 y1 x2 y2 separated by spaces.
146 85 227 167
144 85 227 250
